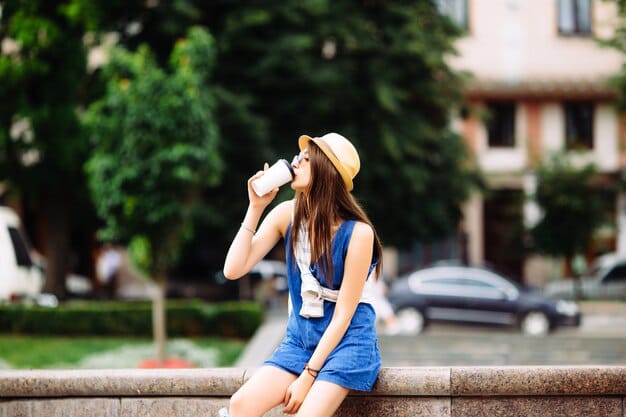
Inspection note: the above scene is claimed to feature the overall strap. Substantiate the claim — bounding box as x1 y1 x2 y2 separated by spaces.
291 203 372 319
293 206 327 318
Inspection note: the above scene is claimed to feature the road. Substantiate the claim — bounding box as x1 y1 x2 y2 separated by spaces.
242 305 626 367
379 313 626 366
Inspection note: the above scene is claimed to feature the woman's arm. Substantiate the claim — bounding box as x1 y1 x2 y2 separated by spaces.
223 168 292 280
283 221 374 413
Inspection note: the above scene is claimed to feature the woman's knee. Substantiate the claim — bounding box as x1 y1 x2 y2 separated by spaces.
228 389 250 416
228 366 294 416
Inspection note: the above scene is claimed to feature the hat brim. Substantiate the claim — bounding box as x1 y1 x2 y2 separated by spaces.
298 134 354 191
298 134 312 152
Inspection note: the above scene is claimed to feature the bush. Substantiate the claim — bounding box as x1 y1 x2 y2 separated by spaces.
0 300 263 339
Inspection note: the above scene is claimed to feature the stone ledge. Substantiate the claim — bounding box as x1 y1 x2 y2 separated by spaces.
1 367 625 417
0 368 244 398
1 366 625 398
451 366 626 396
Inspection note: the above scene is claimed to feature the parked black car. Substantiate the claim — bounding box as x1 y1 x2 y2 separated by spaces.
388 265 581 336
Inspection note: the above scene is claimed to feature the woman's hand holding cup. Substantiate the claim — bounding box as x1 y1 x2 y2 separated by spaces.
248 163 279 208
248 159 294 208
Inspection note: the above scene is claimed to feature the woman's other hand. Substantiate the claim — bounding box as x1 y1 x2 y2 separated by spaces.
282 372 315 414
247 162 279 208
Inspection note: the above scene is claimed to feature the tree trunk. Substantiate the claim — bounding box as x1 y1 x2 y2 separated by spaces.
152 278 167 364
43 196 70 298
565 255 583 301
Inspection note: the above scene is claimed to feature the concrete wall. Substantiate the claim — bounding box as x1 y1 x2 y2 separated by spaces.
1 366 625 416
449 0 623 84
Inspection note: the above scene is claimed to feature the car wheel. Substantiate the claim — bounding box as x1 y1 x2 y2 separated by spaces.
396 307 425 335
520 311 550 336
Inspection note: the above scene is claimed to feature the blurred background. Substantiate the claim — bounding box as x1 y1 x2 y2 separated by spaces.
1 0 625 370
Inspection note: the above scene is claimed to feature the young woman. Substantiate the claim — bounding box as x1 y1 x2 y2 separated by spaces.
223 132 383 417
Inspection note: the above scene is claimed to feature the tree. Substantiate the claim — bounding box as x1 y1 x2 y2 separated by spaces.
72 1 479 287
530 154 605 294
206 1 481 247
121 1 481 270
99 1 273 278
84 27 222 362
0 0 163 296
0 0 103 296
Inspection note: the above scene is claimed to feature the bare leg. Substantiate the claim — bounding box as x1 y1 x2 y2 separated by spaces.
295 380 350 417
229 366 297 417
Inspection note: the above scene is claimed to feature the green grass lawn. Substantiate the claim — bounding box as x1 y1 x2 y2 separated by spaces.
0 336 245 369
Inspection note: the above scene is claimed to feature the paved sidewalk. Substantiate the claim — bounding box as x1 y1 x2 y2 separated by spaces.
235 307 287 367
580 301 626 314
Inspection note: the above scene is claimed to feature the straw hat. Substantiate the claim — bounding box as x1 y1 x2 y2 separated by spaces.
298 132 360 191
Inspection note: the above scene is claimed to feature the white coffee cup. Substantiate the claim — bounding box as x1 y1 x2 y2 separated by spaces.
252 159 294 197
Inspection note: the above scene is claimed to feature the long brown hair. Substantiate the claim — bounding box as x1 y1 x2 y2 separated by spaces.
290 142 383 286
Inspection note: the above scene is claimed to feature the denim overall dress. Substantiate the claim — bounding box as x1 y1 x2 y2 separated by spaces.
264 220 381 391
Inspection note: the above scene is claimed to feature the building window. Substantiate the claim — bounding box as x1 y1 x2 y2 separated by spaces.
486 101 516 148
564 101 594 149
558 0 592 36
435 0 468 30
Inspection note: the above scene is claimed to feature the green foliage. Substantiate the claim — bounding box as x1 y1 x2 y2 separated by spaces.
531 154 605 258
205 1 481 246
0 0 93 189
85 27 222 277
128 235 152 276
0 0 108 295
0 300 263 339
124 1 481 256
1 0 482 286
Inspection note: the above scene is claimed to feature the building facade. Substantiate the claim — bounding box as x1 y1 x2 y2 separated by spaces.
444 0 625 284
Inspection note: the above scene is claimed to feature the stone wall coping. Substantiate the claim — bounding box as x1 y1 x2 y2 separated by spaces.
1 366 625 398
450 366 626 396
